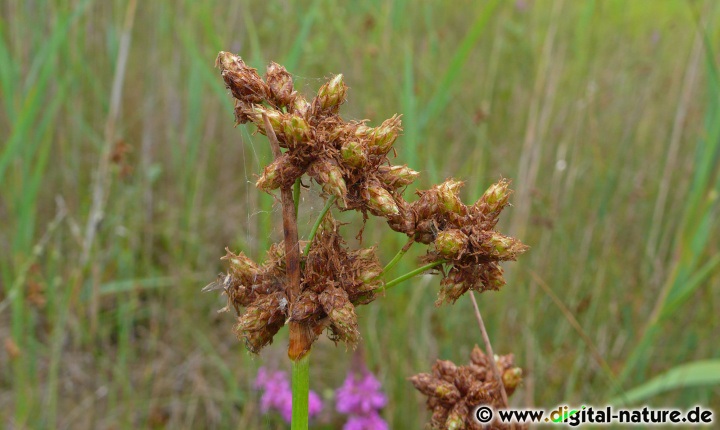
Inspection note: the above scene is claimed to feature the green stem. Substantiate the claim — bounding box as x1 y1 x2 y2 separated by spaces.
383 238 414 273
303 196 337 256
291 353 311 430
382 259 447 291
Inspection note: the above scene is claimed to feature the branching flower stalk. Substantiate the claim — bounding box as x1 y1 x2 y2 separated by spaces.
207 52 529 429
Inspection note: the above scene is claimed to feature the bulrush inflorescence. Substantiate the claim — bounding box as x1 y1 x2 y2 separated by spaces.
208 51 528 428
410 346 524 430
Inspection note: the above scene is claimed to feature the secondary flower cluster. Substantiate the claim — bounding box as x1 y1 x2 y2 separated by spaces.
336 368 388 430
410 346 523 430
205 216 383 353
414 179 529 305
254 367 323 423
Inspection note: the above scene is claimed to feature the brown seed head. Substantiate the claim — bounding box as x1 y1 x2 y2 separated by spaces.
216 52 269 103
266 61 296 106
221 248 259 279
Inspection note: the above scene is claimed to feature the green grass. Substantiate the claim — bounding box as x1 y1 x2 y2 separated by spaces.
1 0 719 428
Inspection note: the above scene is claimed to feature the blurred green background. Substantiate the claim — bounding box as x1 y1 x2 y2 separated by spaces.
1 0 719 428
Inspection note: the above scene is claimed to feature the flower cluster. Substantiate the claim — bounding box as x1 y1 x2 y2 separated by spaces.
414 179 529 305
254 367 323 423
205 218 383 353
208 53 528 357
336 368 388 430
215 51 414 215
410 346 523 430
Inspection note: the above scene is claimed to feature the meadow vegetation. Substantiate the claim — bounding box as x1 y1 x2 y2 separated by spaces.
1 0 719 428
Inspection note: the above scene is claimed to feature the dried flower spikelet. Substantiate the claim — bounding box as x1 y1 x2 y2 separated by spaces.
368 115 402 155
235 292 287 332
256 155 293 192
363 182 399 216
436 280 470 306
348 247 383 289
437 179 466 214
484 232 529 260
266 61 296 106
354 124 373 138
248 105 284 136
310 160 348 200
410 374 461 406
290 290 322 322
221 248 259 279
319 287 360 345
502 367 522 395
433 360 459 382
216 52 268 104
314 74 347 113
282 114 311 147
434 229 468 258
292 95 310 117
378 165 419 188
340 140 368 168
445 402 468 430
475 179 510 217
481 262 506 291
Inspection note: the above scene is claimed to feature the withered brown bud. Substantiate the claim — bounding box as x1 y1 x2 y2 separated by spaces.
481 262 506 291
434 229 468 258
436 279 470 306
445 402 468 430
235 292 287 333
368 114 402 154
319 287 360 345
221 248 259 279
216 52 269 104
378 165 419 188
256 154 299 192
363 183 399 216
340 140 368 168
310 160 348 200
433 360 459 382
410 373 462 406
290 290 322 322
266 61 295 106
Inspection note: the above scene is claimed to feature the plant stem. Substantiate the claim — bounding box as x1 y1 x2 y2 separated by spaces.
383 238 414 273
291 353 311 430
468 292 510 409
303 195 337 256
381 259 447 291
263 113 310 428
293 179 301 216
